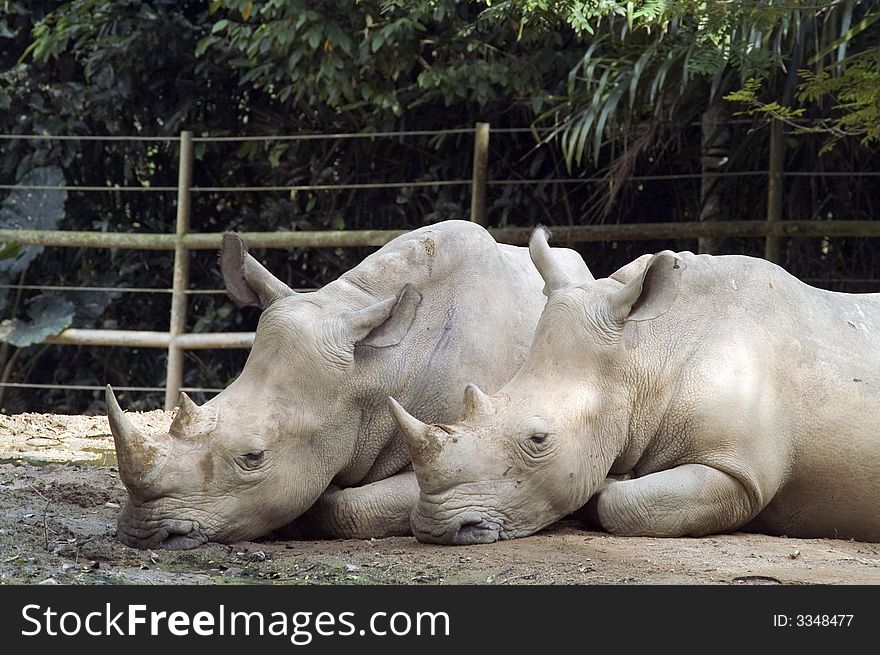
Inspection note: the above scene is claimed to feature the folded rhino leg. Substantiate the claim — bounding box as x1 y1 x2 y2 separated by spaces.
570 473 634 528
282 471 419 540
589 464 759 537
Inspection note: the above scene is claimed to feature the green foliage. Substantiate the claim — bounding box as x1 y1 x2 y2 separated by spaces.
0 241 21 260
800 52 880 145
0 295 74 347
198 0 556 120
0 166 67 313
0 0 241 410
482 1 880 165
726 51 880 154
723 5 880 154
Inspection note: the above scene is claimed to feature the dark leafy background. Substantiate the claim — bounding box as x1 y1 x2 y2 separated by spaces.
1 0 878 413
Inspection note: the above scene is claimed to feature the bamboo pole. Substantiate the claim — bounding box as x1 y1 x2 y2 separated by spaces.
44 329 254 349
470 122 490 226
3 221 879 252
165 131 193 410
0 228 408 250
765 120 785 263
484 220 880 244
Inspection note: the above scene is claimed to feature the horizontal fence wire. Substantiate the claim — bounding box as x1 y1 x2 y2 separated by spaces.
0 129 477 143
0 285 315 294
0 134 181 142
190 129 476 141
0 118 840 143
5 171 880 194
6 170 880 194
0 283 174 294
0 382 223 393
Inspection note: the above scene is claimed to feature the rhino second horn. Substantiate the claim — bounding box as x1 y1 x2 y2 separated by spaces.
106 385 169 492
178 391 198 417
461 383 493 420
386 397 443 467
169 391 218 439
169 391 198 438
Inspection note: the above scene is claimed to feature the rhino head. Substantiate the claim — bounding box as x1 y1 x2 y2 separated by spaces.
388 227 684 543
109 233 420 549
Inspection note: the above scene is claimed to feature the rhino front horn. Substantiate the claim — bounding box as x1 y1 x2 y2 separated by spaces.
387 397 444 467
106 385 170 492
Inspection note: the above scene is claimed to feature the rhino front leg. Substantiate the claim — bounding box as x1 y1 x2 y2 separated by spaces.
281 471 419 540
570 473 634 528
589 464 760 537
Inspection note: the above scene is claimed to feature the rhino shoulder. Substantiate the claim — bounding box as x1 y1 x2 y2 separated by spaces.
340 221 502 292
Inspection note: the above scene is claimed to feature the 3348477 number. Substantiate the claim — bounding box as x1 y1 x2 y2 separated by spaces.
774 614 853 627
796 614 853 627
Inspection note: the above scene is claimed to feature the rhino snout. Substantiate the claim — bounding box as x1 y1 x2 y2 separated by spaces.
158 528 208 550
412 508 501 545
117 510 208 550
453 519 500 545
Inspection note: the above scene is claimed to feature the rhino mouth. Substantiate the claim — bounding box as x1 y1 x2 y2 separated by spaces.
412 509 503 545
158 531 208 550
452 520 501 545
117 506 208 550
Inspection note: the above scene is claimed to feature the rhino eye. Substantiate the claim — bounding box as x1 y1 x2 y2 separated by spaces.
529 433 548 445
239 451 265 469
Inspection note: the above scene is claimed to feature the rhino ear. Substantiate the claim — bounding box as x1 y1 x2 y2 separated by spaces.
529 226 593 296
609 253 652 285
346 285 422 349
221 232 295 309
608 251 684 324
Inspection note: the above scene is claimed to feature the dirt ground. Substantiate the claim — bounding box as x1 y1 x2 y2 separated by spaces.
2 411 879 586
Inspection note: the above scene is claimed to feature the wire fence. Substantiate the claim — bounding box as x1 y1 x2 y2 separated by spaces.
1 124 877 409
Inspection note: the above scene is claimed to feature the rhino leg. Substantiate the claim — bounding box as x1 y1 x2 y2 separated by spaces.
588 464 759 538
280 471 419 540
570 473 634 528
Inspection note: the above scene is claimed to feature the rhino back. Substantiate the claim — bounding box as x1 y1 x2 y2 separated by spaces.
663 252 880 379
633 252 880 539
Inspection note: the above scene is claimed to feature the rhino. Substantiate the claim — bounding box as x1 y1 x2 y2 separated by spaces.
105 220 589 549
389 227 880 544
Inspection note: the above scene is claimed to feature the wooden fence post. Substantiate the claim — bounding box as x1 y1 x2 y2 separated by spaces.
470 122 489 226
697 102 730 254
765 119 784 263
165 130 193 411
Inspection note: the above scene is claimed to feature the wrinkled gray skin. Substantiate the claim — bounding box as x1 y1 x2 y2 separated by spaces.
106 220 589 549
390 227 880 544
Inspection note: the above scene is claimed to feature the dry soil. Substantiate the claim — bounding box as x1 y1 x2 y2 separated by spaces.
1 411 879 586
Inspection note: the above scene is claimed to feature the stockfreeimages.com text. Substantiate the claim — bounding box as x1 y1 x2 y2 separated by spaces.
21 603 450 645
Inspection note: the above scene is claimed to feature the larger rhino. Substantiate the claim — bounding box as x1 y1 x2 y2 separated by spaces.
389 227 880 544
106 220 589 549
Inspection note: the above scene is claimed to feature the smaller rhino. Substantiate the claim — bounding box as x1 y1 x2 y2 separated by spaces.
389 227 880 544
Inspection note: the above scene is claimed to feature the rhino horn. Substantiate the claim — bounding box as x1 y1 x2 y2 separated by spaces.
169 392 218 439
387 397 444 468
460 383 494 421
170 392 198 438
106 385 170 492
529 225 572 295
